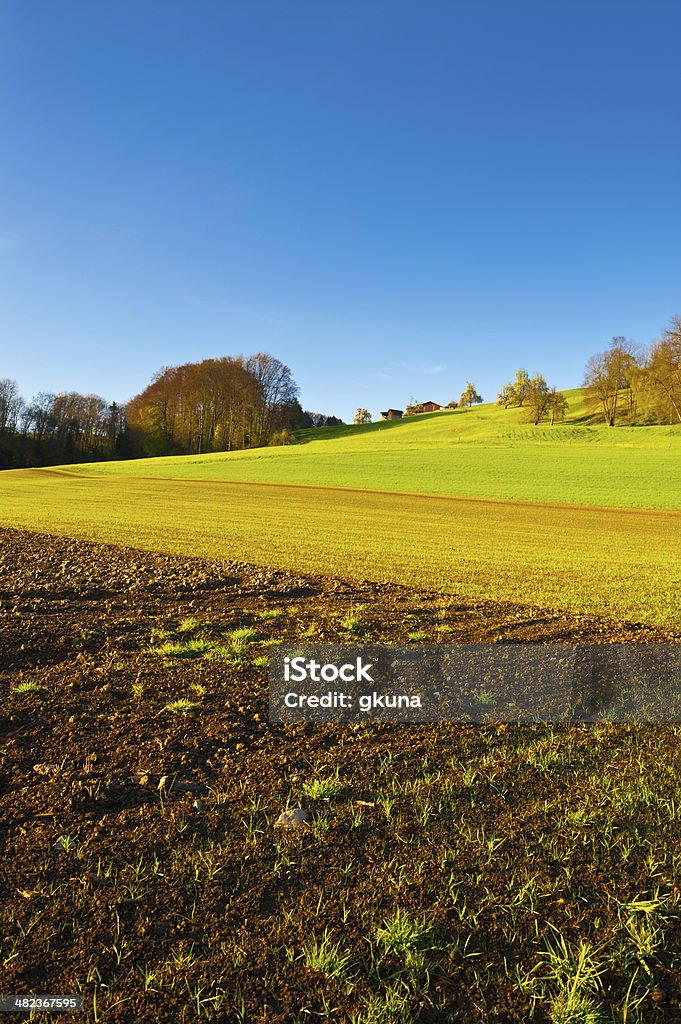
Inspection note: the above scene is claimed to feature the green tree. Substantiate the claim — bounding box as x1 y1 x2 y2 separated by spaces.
525 374 551 425
496 383 514 408
497 368 530 408
638 317 681 424
511 369 531 407
459 382 483 408
353 408 372 424
548 388 568 425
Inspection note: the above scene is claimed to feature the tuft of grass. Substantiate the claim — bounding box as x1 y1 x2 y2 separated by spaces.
524 930 607 1024
210 642 246 665
210 626 260 665
350 983 418 1024
302 930 353 978
302 774 344 801
153 639 215 659
224 626 259 644
549 991 606 1024
12 681 43 693
340 605 366 635
164 698 202 714
375 908 436 957
177 616 201 633
255 608 282 621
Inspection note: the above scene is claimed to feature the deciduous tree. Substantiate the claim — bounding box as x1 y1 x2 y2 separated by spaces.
0 378 23 435
525 374 551 425
548 389 568 425
638 317 681 424
583 337 639 426
459 382 483 408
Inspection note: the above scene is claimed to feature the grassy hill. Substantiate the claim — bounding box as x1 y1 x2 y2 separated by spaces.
55 389 681 511
1 389 679 626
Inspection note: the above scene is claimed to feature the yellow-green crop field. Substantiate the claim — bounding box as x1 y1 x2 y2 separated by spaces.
1 391 680 627
70 390 681 510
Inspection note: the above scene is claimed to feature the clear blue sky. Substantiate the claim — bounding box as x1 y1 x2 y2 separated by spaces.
1 1 680 422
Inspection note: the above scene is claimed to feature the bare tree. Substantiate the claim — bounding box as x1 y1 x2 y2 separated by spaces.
583 337 639 426
245 353 300 446
0 378 24 435
25 392 57 442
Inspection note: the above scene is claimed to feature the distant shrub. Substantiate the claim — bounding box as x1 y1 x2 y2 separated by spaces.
268 429 295 446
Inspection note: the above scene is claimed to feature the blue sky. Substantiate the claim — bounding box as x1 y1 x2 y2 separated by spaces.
1 1 680 422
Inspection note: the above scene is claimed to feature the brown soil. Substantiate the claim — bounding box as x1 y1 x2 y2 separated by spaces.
1 526 680 1023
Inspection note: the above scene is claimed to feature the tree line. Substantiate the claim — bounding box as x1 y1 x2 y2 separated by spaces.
582 319 681 425
2 316 679 468
497 369 568 425
0 352 329 469
496 315 681 427
0 381 132 469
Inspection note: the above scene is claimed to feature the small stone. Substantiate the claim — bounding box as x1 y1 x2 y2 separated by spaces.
651 986 666 1003
275 807 308 830
86 871 112 887
174 778 203 793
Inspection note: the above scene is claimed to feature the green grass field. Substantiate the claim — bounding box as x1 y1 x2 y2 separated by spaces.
67 389 681 511
1 390 679 626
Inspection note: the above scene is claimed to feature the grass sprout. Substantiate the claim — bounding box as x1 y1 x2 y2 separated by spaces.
164 698 202 714
302 930 353 978
302 773 344 801
376 908 436 957
154 639 214 659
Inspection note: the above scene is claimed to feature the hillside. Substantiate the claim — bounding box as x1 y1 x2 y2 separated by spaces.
36 388 681 512
1 389 679 626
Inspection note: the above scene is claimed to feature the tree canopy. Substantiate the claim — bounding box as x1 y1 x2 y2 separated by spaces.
126 353 300 455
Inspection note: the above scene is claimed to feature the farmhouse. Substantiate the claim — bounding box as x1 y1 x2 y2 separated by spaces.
420 401 442 413
379 409 403 420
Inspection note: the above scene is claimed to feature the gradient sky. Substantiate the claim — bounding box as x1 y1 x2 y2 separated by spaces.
1 1 680 422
